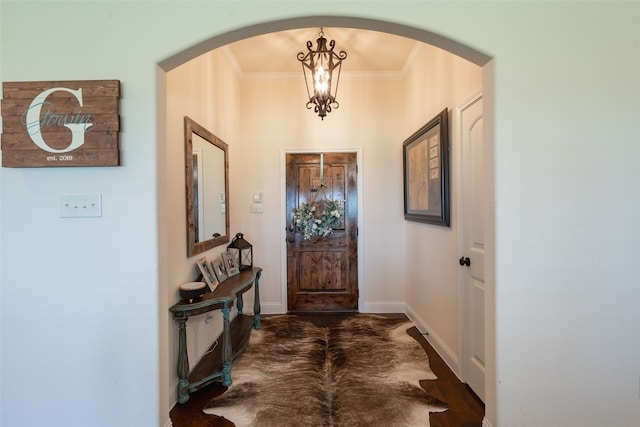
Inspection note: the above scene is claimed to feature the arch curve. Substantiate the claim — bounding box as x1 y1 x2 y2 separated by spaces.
159 15 491 71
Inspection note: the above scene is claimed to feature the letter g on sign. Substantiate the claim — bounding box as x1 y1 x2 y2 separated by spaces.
25 87 93 153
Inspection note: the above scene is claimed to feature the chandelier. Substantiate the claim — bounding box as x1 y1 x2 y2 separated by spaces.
297 28 347 120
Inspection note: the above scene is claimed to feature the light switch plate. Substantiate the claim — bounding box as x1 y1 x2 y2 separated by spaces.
60 194 102 218
250 203 264 213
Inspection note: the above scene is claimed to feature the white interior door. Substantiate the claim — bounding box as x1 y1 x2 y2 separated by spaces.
459 92 485 401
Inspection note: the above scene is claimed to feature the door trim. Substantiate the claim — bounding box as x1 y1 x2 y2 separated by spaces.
280 148 363 313
456 88 484 393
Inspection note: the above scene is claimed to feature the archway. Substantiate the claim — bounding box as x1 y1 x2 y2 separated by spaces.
159 17 491 71
158 16 495 426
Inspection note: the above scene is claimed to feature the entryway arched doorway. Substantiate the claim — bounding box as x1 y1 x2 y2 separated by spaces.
158 16 495 427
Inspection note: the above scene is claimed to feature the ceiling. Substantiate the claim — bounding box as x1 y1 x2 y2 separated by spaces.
225 28 421 75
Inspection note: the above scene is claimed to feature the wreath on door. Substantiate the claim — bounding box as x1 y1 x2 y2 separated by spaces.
291 184 344 240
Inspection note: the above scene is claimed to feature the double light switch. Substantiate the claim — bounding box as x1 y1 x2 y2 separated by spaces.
251 192 264 213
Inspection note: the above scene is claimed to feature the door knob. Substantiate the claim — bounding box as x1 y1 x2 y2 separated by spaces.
459 256 471 267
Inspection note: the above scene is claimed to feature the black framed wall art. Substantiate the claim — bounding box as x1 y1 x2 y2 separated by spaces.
403 108 450 226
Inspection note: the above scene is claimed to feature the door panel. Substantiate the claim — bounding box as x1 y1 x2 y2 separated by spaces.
460 93 486 401
299 251 347 290
286 152 358 313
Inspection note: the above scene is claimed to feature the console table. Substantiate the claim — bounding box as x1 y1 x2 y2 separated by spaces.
169 267 262 403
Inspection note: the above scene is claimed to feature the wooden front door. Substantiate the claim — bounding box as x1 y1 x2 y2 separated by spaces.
286 152 358 313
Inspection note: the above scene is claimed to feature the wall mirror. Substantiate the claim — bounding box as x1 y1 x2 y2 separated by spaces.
184 116 229 257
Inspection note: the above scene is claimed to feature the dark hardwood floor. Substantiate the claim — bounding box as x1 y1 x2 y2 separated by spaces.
170 313 484 427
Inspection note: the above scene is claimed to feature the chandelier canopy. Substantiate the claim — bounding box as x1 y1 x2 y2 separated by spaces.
297 28 347 120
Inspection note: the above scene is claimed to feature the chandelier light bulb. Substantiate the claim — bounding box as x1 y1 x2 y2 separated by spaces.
314 66 329 93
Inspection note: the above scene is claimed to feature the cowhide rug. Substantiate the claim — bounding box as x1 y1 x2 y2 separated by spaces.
203 314 448 426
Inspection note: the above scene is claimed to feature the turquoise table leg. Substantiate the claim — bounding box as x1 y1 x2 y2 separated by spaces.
253 275 261 330
236 293 244 315
176 318 190 403
221 306 232 386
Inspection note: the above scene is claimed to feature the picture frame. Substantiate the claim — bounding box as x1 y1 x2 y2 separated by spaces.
221 250 240 277
211 259 228 283
403 108 450 226
196 256 218 291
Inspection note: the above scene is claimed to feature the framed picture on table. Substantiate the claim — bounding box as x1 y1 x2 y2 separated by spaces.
196 256 218 291
211 259 227 283
221 250 240 277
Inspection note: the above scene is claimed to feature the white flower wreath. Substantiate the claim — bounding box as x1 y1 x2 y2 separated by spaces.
291 198 344 240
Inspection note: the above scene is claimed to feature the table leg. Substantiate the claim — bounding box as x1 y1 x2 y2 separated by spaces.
221 305 232 387
253 275 261 330
176 318 190 403
236 293 244 315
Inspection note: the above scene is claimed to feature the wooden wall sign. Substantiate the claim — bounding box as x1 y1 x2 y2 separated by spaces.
1 80 120 167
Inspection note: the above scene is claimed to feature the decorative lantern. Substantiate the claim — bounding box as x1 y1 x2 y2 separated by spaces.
227 233 253 271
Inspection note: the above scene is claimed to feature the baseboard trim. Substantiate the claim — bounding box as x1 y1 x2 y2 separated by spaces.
404 304 461 380
361 301 405 313
482 417 495 427
260 301 285 314
168 377 178 411
257 302 408 314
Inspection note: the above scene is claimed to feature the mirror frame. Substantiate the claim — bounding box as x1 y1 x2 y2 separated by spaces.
184 116 230 257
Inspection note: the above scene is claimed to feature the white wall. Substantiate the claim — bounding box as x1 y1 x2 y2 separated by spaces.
1 2 638 427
